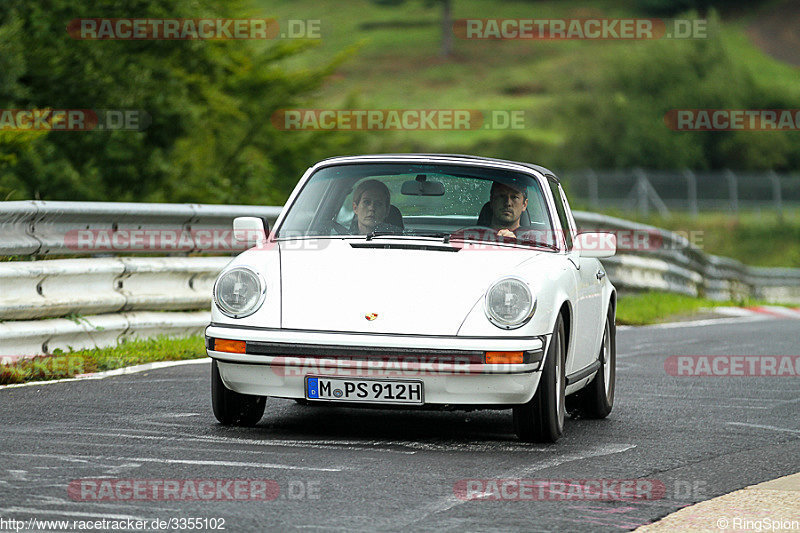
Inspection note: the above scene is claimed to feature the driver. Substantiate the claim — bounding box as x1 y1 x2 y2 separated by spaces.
351 179 390 234
489 181 528 238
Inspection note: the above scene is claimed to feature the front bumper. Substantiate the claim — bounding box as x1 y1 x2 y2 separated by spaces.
206 324 546 405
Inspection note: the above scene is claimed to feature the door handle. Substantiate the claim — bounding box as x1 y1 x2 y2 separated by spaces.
596 270 606 280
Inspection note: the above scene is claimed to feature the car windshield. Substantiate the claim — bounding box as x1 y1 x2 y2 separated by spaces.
276 162 558 249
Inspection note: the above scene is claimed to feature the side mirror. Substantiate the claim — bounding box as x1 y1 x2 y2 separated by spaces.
575 232 616 258
233 217 268 248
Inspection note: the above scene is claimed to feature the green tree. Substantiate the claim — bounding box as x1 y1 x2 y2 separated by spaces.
0 0 358 204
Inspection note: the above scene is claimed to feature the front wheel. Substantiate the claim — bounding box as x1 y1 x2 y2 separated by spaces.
211 360 266 426
573 308 616 418
513 314 566 443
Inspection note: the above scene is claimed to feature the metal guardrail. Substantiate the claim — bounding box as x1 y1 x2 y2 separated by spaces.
0 311 210 359
0 257 230 320
0 201 281 256
0 255 230 356
572 211 800 303
1 201 799 357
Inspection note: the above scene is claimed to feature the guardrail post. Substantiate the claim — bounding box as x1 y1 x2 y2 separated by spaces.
725 169 738 214
587 169 599 210
631 168 670 218
631 169 650 217
683 169 698 218
769 170 783 221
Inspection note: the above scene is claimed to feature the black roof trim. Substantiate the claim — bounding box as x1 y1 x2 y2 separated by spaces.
315 153 559 182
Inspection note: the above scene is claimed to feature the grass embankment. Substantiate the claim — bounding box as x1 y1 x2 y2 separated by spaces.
0 335 205 386
3 290 789 385
615 290 794 326
596 210 800 268
258 0 639 149
617 291 729 325
256 0 799 154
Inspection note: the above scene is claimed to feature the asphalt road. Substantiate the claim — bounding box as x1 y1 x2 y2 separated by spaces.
1 317 799 532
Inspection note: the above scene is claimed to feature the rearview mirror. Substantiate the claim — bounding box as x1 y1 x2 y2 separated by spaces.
233 217 268 247
401 174 445 196
575 232 616 258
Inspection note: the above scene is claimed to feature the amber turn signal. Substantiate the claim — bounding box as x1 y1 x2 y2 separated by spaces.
214 338 246 353
485 351 524 364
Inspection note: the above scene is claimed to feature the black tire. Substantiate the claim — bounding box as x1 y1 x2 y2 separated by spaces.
513 314 566 443
211 360 266 426
573 306 616 419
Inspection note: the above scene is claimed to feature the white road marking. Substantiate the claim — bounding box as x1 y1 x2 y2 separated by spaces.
15 425 566 455
0 358 210 390
712 307 764 317
23 494 179 513
7 470 28 481
5 453 344 472
103 462 142 476
703 405 771 410
636 316 768 329
617 314 767 332
117 456 344 471
23 427 418 455
393 443 637 529
0 507 148 520
727 422 800 435
633 393 778 402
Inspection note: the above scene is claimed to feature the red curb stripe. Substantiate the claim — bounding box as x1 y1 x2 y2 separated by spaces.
746 306 800 318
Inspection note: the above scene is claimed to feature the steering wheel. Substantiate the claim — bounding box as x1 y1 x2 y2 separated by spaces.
451 226 517 243
319 220 350 235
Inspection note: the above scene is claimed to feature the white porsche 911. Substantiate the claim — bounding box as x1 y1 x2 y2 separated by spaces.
205 154 617 442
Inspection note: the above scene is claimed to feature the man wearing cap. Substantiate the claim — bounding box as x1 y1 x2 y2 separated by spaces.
489 181 528 238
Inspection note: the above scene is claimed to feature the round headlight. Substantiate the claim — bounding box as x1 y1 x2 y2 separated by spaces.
484 277 536 329
214 267 266 318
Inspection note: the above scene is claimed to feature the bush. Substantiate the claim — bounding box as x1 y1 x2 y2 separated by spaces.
551 13 800 171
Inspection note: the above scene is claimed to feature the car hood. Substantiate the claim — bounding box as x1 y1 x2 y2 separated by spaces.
279 238 546 335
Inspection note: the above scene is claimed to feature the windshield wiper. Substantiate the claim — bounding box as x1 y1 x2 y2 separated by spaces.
365 230 403 241
401 231 451 243
516 237 559 250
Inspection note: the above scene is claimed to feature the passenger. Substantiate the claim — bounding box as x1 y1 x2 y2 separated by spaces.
351 179 390 234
